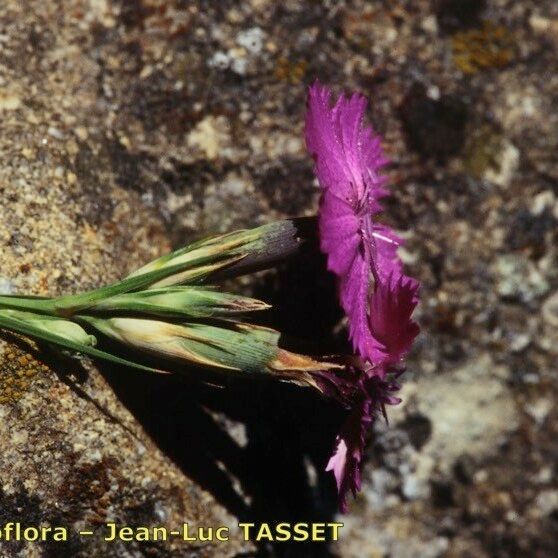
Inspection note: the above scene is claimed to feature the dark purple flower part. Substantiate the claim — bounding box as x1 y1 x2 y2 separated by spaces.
305 81 392 360
324 274 419 511
324 276 420 511
325 366 402 513
305 81 421 512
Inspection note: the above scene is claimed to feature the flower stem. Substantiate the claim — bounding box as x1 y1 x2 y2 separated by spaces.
0 295 56 315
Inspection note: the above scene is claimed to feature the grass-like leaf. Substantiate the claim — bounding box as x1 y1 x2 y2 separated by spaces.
0 311 166 374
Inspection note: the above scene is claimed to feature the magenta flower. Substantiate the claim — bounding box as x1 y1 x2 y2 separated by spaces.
305 81 398 361
325 275 420 511
326 368 403 513
305 81 421 512
367 273 421 371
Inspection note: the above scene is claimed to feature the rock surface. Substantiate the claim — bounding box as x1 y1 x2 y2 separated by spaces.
0 2 251 556
1 0 558 557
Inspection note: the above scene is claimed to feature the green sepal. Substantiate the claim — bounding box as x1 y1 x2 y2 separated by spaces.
80 316 281 374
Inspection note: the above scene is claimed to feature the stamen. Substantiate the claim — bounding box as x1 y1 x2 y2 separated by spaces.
372 231 399 245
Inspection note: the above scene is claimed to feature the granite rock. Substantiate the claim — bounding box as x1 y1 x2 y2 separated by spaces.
0 1 251 556
2 0 558 556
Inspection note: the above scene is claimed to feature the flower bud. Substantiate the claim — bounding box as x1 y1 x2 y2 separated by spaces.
127 219 303 288
90 287 270 318
49 219 306 315
0 309 96 346
80 317 278 371
80 316 345 386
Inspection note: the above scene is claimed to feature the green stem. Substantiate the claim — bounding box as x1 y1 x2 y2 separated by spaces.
0 295 57 314
3 251 237 318
49 251 235 315
0 250 234 317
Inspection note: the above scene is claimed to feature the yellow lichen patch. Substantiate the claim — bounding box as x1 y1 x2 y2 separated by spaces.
0 346 48 405
452 22 516 74
274 57 307 84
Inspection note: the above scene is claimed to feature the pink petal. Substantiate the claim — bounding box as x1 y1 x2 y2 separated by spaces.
305 83 355 201
368 274 420 366
326 372 403 512
319 191 360 277
326 397 373 513
339 248 374 357
326 438 348 492
372 224 404 283
305 81 388 206
331 92 369 199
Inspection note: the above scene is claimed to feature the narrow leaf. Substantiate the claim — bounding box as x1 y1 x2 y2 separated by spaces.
0 312 167 374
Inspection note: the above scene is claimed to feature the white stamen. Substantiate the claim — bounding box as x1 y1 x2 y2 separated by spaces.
372 231 399 245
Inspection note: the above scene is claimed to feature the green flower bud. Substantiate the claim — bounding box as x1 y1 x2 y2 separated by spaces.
127 219 304 288
80 315 342 387
46 219 306 316
89 287 270 318
79 317 277 372
0 309 96 346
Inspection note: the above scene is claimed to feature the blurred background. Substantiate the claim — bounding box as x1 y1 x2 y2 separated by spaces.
0 0 557 557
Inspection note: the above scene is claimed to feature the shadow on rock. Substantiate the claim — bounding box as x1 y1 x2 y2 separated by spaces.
100 242 348 557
